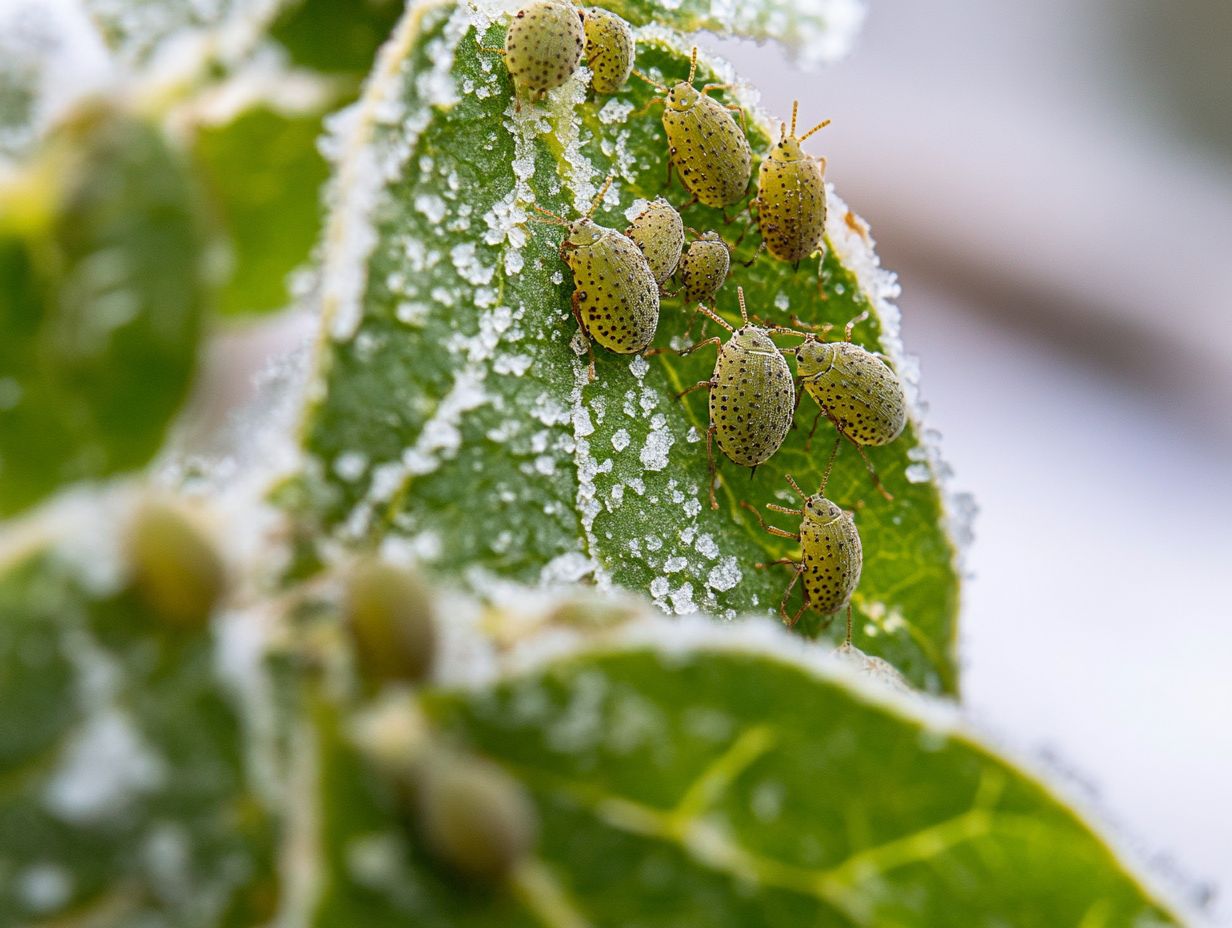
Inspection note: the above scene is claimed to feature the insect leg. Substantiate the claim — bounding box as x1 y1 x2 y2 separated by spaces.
647 336 722 359
778 566 804 624
818 434 843 495
706 423 719 510
805 405 824 451
732 200 758 248
828 413 893 501
738 501 800 538
739 240 766 268
673 379 714 400
632 96 665 118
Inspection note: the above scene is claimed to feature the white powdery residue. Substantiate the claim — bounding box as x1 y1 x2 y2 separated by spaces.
695 533 719 559
415 192 447 224
539 551 597 586
493 353 533 376
774 291 790 311
15 863 71 914
638 386 658 415
449 242 495 287
627 477 645 496
649 576 670 600
566 360 613 589
611 428 631 452
402 369 488 475
628 354 650 380
663 556 688 574
395 300 432 327
644 535 663 552
684 498 702 518
824 188 975 571
624 198 650 223
640 414 674 471
706 556 742 592
544 71 598 218
45 708 165 823
669 583 697 615
597 97 634 125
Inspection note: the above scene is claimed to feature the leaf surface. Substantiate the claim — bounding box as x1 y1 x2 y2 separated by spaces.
294 1 963 692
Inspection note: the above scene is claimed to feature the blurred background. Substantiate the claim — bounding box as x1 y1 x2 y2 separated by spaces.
720 0 1232 920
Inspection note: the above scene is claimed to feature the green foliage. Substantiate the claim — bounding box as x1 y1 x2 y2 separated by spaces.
293 2 961 692
192 105 332 317
0 550 278 926
0 109 210 517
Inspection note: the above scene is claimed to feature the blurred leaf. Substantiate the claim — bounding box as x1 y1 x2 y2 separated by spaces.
192 105 332 317
292 2 961 692
271 0 405 76
315 634 1179 926
0 109 211 517
0 549 279 926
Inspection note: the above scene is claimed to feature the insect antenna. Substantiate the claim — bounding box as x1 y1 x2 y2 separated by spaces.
790 100 799 137
529 204 570 227
586 173 616 219
736 286 749 325
787 314 835 339
695 303 734 334
798 115 832 142
687 46 698 84
817 435 842 495
784 474 807 500
631 69 666 93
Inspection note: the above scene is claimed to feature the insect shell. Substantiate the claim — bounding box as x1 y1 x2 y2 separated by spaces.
663 287 794 509
754 100 831 265
746 472 863 628
638 48 752 209
582 7 635 94
794 331 907 447
503 1 586 99
678 230 732 305
534 177 660 381
626 197 684 285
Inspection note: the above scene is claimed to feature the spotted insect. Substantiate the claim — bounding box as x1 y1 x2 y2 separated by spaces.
677 229 732 306
582 7 634 94
656 287 794 509
533 176 660 381
785 311 907 499
484 1 585 104
636 47 752 211
626 197 684 286
746 100 832 270
741 450 862 634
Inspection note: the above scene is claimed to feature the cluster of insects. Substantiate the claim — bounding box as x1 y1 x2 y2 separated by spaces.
486 3 910 638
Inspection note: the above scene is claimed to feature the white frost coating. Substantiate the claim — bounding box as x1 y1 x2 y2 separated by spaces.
15 863 72 914
565 356 613 590
314 2 471 345
45 707 166 822
639 413 675 471
823 189 976 572
706 556 742 592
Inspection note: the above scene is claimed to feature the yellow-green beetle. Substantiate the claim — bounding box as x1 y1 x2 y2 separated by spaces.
637 47 752 210
582 7 635 93
534 177 660 381
499 1 585 102
626 197 684 285
786 312 907 499
659 287 794 509
752 100 832 267
678 229 732 306
742 467 863 633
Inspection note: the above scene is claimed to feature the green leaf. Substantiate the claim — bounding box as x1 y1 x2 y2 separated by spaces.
314 628 1179 926
0 108 211 517
0 549 278 926
271 0 405 76
192 104 333 317
292 2 962 692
